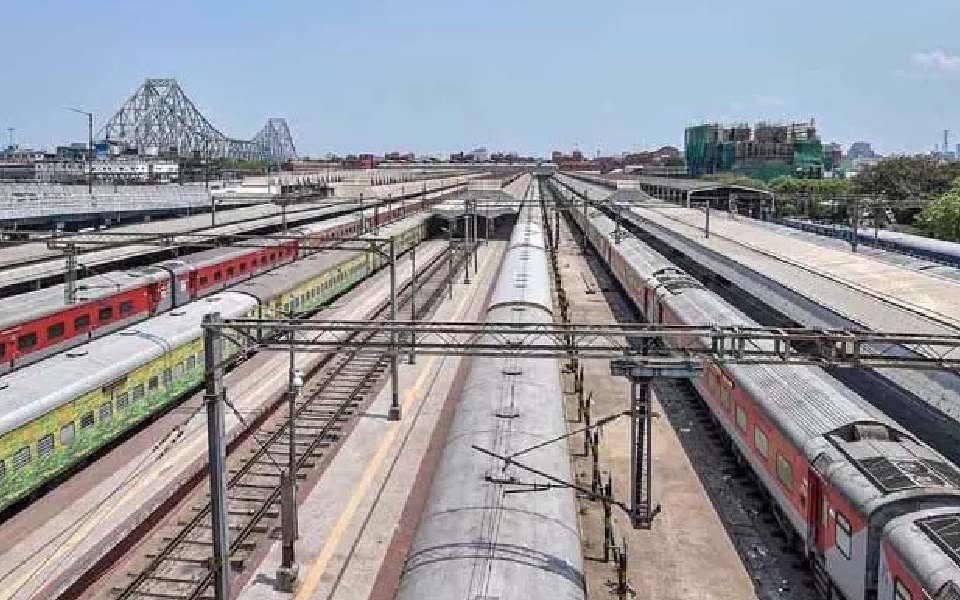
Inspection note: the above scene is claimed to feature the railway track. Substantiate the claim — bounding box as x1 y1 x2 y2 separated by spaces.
109 243 463 600
550 183 820 599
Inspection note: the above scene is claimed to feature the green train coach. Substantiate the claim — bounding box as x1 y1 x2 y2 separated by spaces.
0 214 429 511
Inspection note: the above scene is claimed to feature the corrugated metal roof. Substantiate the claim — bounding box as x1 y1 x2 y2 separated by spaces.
0 292 256 436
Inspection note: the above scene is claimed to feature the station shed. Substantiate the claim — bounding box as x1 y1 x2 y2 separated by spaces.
431 189 521 240
631 176 774 218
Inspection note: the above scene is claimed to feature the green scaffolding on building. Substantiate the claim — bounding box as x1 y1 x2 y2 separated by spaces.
684 123 825 180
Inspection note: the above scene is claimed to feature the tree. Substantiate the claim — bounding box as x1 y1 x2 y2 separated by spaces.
915 178 960 242
767 176 853 217
853 156 960 203
702 173 770 190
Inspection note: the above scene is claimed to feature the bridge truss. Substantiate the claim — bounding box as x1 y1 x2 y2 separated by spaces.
101 78 297 161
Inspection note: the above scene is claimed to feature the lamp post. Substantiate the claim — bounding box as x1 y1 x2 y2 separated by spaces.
66 108 94 195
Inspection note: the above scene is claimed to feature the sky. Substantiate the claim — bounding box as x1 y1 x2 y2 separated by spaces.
2 0 960 158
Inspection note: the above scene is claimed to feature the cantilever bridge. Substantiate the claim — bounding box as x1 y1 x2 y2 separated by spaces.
101 78 297 161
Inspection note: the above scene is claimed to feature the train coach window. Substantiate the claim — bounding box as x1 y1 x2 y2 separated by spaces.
0 343 5 359
48 323 65 340
162 368 173 387
199 276 208 286
213 271 221 282
239 262 247 272
132 384 145 401
98 306 113 321
13 446 30 470
186 356 197 372
80 411 95 429
894 579 913 600
835 512 852 559
148 376 159 391
60 423 75 446
174 362 185 379
776 454 793 487
117 392 130 411
735 405 748 432
75 314 90 330
17 333 37 351
0 460 4 482
38 434 54 458
227 267 235 277
98 402 113 422
753 427 769 459
120 301 134 316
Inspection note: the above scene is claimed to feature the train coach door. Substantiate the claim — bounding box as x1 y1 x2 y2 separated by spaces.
808 468 825 550
807 467 833 596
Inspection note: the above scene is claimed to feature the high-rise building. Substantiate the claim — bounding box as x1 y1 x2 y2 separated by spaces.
846 142 877 160
684 120 823 179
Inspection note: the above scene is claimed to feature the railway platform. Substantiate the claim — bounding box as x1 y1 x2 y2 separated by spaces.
611 201 960 428
551 206 758 599
628 203 960 331
234 241 507 599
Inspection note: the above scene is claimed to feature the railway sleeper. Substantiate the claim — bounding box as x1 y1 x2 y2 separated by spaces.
277 431 335 442
295 421 349 431
140 574 201 585
301 398 362 409
249 458 314 469
193 522 269 534
298 406 358 416
264 439 333 453
230 494 280 503
187 505 281 520
144 554 208 565
231 482 281 491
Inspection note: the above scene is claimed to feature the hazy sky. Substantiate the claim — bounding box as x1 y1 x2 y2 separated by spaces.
2 1 959 157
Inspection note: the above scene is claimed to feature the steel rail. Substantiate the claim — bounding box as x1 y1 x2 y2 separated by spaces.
113 244 460 599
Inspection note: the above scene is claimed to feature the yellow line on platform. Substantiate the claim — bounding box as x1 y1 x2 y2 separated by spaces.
295 254 482 599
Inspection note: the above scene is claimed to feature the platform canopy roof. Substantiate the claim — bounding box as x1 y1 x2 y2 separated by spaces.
431 190 522 220
631 176 772 197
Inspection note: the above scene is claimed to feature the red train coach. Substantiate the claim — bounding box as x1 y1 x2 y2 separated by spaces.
566 190 960 600
0 194 439 372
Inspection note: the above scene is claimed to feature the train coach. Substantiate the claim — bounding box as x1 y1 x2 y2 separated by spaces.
782 218 960 269
0 213 429 512
562 189 960 600
398 194 584 599
0 194 436 373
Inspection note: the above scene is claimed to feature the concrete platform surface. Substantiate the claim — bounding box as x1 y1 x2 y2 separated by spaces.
633 204 960 333
553 209 758 600
237 241 507 599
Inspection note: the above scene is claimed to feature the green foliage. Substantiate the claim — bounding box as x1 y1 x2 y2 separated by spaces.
915 178 960 242
768 176 853 196
853 156 960 203
701 173 770 190
763 177 853 217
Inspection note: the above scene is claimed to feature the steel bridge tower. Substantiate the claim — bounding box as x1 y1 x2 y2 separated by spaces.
101 78 297 161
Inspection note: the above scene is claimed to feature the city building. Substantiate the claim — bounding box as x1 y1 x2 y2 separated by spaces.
685 120 824 179
0 145 47 162
846 141 877 160
35 158 180 183
823 143 843 172
466 147 489 162
55 143 91 161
